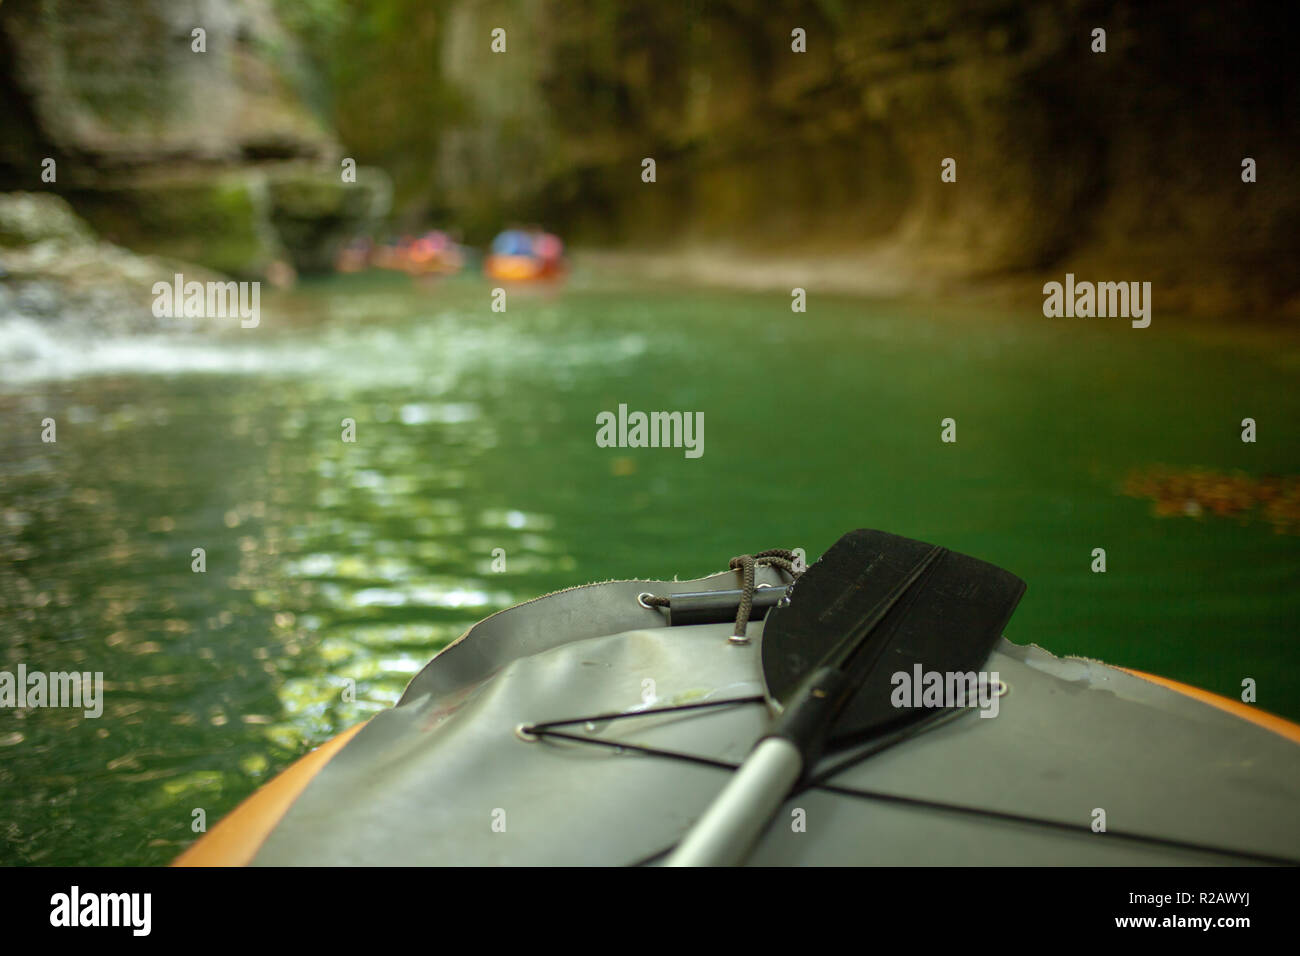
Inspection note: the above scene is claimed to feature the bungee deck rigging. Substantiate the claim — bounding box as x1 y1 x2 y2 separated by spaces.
517 691 1299 866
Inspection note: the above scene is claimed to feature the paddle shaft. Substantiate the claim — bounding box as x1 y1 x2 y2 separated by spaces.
662 666 852 867
665 546 944 866
663 737 803 866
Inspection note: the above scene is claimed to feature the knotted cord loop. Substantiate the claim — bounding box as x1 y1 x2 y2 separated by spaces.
638 547 803 642
727 548 802 643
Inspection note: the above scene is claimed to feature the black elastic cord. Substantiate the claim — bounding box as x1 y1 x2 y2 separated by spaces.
523 695 763 735
527 729 738 772
810 781 1300 867
525 701 1300 867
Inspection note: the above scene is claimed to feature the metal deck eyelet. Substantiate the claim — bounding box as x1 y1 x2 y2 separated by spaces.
636 592 655 609
515 723 539 742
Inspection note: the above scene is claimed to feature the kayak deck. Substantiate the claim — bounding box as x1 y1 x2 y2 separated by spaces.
178 567 1300 866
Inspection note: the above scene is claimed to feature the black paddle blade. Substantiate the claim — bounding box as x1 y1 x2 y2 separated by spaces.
761 529 1026 750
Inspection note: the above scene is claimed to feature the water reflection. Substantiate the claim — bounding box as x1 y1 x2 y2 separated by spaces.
0 279 603 863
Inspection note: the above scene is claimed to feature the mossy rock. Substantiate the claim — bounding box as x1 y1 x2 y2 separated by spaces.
266 166 391 273
67 173 284 278
60 164 390 279
0 192 97 247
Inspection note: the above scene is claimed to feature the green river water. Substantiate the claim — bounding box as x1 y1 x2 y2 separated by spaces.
1 271 1297 865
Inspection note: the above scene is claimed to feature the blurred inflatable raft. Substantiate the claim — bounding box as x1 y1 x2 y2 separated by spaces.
336 231 465 276
176 532 1300 866
483 228 565 281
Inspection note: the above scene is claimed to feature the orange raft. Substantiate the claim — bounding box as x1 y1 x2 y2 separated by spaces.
483 253 565 282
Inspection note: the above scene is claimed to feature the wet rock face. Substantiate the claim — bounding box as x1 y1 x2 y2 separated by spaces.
0 0 334 168
0 0 389 278
415 0 1296 310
